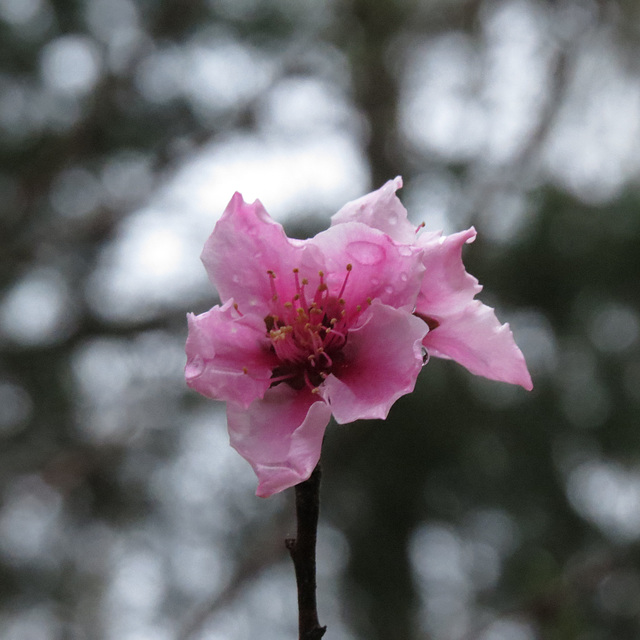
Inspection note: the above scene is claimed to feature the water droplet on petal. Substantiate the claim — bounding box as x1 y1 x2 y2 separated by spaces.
186 355 205 379
347 240 385 265
421 347 430 366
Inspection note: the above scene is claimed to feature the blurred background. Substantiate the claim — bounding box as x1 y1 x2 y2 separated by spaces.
2 0 640 638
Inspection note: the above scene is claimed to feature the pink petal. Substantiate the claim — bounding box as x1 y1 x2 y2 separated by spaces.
422 300 533 390
320 301 428 423
331 176 417 243
226 386 332 497
201 193 300 315
416 228 532 390
416 227 482 315
185 299 277 407
304 221 425 314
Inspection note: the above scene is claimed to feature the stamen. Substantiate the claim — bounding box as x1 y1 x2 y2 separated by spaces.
233 302 243 316
298 275 309 309
415 221 426 234
338 263 353 299
267 269 278 301
303 369 316 391
314 282 328 306
269 372 298 384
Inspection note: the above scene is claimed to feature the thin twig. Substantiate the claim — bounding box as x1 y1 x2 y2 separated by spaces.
286 464 327 640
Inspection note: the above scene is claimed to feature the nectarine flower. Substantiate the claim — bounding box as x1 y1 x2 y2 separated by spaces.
186 179 531 496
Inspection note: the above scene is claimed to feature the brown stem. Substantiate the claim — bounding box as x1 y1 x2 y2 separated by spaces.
285 464 327 640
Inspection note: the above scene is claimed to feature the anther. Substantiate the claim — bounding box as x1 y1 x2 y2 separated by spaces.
242 367 248 374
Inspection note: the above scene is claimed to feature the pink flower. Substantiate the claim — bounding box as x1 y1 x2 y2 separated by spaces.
186 179 532 496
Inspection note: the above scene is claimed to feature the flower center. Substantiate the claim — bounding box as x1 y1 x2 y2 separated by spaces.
264 265 363 391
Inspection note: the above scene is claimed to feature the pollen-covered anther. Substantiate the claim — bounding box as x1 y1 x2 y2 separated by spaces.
242 366 248 374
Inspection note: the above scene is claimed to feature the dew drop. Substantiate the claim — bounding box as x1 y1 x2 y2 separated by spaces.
347 240 385 265
185 355 205 379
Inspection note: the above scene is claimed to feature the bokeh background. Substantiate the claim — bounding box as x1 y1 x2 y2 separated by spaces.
2 0 640 638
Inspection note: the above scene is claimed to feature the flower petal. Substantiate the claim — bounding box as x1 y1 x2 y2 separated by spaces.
201 192 300 314
304 221 425 313
331 176 417 243
227 386 332 497
422 301 533 390
416 227 482 315
185 299 277 407
320 301 428 423
416 228 532 390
